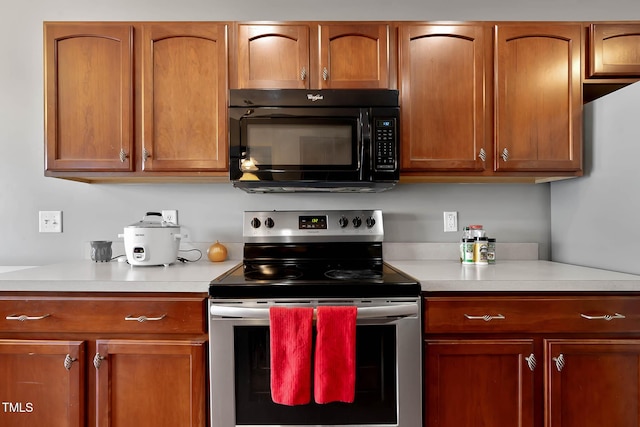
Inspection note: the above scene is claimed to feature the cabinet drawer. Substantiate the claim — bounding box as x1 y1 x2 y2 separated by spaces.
424 296 640 334
0 295 206 334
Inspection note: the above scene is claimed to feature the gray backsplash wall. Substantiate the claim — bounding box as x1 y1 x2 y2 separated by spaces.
1 0 639 266
551 82 640 275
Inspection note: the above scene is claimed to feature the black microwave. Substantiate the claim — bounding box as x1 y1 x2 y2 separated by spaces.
228 89 400 193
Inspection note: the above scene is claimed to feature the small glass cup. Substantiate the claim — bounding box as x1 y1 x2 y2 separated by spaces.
90 241 112 262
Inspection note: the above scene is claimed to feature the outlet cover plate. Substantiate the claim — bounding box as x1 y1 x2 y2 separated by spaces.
162 210 178 225
443 211 458 232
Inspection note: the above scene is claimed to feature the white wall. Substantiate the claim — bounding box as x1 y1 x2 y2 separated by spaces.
551 82 640 275
2 0 640 266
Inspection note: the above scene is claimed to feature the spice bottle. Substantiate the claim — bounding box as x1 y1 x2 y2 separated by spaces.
459 226 471 262
469 224 485 239
461 238 475 264
474 236 489 265
487 238 496 264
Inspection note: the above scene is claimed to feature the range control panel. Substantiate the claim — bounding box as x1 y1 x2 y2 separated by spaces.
244 210 384 243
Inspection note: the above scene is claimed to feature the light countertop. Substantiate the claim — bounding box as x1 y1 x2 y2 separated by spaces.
1 259 639 293
392 260 640 292
0 259 239 293
0 266 37 274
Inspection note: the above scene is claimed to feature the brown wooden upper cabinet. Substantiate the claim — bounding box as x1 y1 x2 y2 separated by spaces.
44 23 134 172
398 24 489 173
44 22 229 179
399 22 582 177
494 23 582 173
141 23 228 172
588 23 640 78
234 23 391 89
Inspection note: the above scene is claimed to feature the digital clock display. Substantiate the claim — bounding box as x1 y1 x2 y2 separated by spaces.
299 215 328 229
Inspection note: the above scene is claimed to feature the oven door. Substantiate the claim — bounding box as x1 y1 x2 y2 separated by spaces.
209 298 422 427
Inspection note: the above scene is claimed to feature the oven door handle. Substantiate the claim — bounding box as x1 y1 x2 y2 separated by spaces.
209 304 418 320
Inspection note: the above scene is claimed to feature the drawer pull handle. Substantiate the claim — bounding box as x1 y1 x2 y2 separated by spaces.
124 314 167 322
580 313 625 321
6 314 51 321
552 353 565 372
63 354 77 371
93 353 105 369
464 314 506 322
525 353 537 371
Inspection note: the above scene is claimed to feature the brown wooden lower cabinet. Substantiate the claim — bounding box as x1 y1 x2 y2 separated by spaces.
423 295 640 427
546 339 640 427
425 339 535 427
0 293 208 427
94 339 206 426
0 340 85 427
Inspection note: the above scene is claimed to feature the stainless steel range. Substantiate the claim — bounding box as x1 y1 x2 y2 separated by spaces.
208 210 422 427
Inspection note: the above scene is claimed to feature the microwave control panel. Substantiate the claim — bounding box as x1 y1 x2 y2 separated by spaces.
373 118 397 171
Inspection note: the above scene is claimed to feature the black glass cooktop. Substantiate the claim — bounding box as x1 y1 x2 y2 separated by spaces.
209 262 421 299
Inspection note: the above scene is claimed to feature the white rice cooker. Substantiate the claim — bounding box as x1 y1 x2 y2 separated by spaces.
118 212 182 266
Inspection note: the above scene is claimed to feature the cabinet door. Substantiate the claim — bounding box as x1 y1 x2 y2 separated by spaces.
0 340 85 427
589 23 640 77
94 339 206 427
425 339 535 427
44 23 134 172
141 23 228 172
546 339 640 427
399 24 488 172
318 24 390 89
236 24 310 89
494 24 582 172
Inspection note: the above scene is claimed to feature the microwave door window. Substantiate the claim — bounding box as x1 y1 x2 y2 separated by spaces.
300 135 352 165
245 122 355 169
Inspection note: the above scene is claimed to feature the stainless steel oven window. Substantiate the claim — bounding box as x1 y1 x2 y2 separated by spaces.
209 298 422 427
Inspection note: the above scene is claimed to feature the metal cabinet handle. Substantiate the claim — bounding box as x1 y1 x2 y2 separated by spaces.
322 67 329 81
500 148 509 162
64 354 77 371
142 148 151 162
478 148 487 161
5 314 51 321
525 353 536 371
552 353 565 372
464 313 506 322
93 353 105 369
124 314 167 322
119 149 129 162
300 67 307 81
580 313 625 321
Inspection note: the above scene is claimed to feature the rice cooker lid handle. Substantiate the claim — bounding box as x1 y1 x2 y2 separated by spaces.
129 212 178 228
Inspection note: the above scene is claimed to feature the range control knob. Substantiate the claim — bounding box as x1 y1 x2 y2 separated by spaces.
338 216 349 228
366 217 376 228
250 218 261 229
264 218 275 228
352 217 362 228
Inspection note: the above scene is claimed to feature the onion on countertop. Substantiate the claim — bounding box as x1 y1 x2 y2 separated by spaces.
207 241 228 262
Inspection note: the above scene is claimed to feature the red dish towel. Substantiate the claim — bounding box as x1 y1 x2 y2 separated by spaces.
314 306 357 404
269 306 314 405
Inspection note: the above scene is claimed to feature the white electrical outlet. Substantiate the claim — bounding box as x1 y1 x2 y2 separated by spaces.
39 211 62 233
443 211 458 232
162 210 178 224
